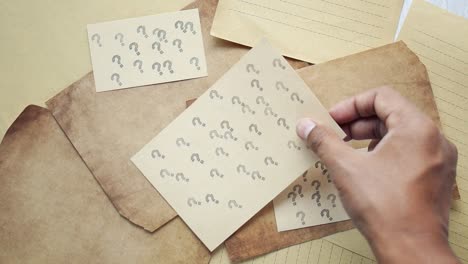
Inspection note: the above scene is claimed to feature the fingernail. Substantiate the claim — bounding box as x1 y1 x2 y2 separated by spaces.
296 118 316 140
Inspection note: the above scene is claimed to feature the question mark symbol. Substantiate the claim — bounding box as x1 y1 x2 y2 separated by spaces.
256 96 269 106
264 107 278 117
114 33 125 46
210 169 224 178
244 141 259 151
152 62 163 75
163 60 174 74
215 147 229 157
264 157 278 166
187 197 201 207
277 118 290 130
220 120 233 131
327 194 337 208
184 21 196 34
190 153 204 164
246 64 260 74
129 42 141 56
311 191 321 206
290 93 304 104
296 211 306 225
250 79 263 91
176 137 190 147
311 180 321 191
273 58 286 69
288 192 298 206
176 173 189 182
91 33 102 47
157 29 168 43
151 149 165 159
172 39 183 52
160 169 174 178
236 164 250 175
152 41 164 54
288 140 301 150
209 90 223 100
112 55 124 68
175 21 185 31
320 209 333 221
228 200 243 209
293 184 304 198
251 171 265 181
190 57 200 70
276 81 289 92
249 124 262 136
205 194 219 204
137 25 148 38
133 60 144 73
192 117 206 127
231 96 242 105
110 73 122 86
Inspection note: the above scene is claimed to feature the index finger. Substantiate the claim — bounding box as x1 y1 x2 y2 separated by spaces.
329 86 415 129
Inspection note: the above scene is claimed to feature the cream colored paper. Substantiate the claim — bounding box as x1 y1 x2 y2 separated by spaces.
210 0 404 63
87 9 207 92
132 39 344 251
273 160 352 231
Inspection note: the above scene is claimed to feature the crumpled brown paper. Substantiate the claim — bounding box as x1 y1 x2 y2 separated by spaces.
46 0 308 232
223 41 460 262
0 105 210 264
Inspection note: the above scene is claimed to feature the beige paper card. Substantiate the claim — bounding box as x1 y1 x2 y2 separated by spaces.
273 161 349 231
398 0 468 200
210 0 404 63
87 9 207 92
132 39 345 251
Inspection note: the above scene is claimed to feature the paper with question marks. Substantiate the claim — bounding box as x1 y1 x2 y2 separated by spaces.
210 0 404 63
131 39 345 251
87 9 207 92
273 160 352 232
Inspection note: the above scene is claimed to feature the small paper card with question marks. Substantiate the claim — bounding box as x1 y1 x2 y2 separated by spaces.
131 39 345 251
273 161 350 232
87 9 207 92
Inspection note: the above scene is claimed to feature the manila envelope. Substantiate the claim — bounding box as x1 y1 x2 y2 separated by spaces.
223 41 460 262
46 0 308 232
0 106 210 264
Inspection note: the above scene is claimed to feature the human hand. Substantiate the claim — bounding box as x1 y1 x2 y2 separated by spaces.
297 87 459 263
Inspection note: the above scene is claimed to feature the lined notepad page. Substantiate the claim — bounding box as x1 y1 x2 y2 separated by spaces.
211 0 404 63
209 1 468 263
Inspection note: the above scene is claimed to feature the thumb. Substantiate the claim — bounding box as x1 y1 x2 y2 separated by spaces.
296 118 352 166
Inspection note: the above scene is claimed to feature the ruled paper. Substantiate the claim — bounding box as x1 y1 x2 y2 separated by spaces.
211 0 404 63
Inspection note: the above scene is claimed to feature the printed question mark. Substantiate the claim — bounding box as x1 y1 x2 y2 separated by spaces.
152 41 164 54
288 192 298 206
220 120 233 131
184 21 196 34
242 104 256 115
293 184 304 198
163 60 174 74
209 90 223 100
110 73 122 86
244 141 259 151
114 33 125 46
302 171 308 182
215 147 229 157
176 173 189 182
321 209 333 221
231 96 242 105
224 131 238 141
157 29 168 43
264 157 278 166
173 39 183 52
228 200 243 209
251 171 265 181
133 60 144 73
296 211 306 225
264 107 278 117
129 42 141 56
209 130 223 139
288 140 301 150
290 93 304 104
91 33 102 47
311 191 322 206
277 118 290 129
311 180 321 191
276 81 289 92
190 153 204 164
176 137 190 147
151 149 165 159
174 21 185 31
246 64 260 74
160 169 174 178
192 117 206 127
205 194 219 204
187 197 201 207
112 55 124 68
137 25 148 38
236 164 250 175
273 58 286 69
152 62 163 75
190 57 200 70
249 124 262 135
327 194 337 208
210 169 224 178
256 96 269 106
315 161 332 182
250 79 263 91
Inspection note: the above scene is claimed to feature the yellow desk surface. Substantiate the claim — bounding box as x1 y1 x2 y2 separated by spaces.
0 0 191 140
